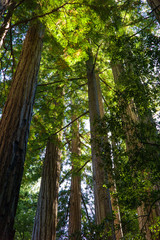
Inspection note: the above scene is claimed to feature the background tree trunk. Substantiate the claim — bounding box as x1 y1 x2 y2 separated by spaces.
137 204 153 240
32 135 62 240
86 51 115 240
147 0 160 24
111 62 160 240
69 116 81 240
0 21 44 240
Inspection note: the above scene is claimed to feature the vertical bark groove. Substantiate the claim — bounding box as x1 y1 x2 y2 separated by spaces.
69 116 81 240
86 51 115 240
32 135 62 240
112 62 160 240
0 21 44 240
147 0 160 24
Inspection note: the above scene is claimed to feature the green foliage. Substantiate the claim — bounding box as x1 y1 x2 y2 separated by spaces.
0 0 160 239
14 184 39 240
149 216 160 239
56 188 70 239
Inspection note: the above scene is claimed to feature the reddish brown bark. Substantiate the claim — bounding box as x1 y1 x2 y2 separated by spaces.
112 63 143 153
87 51 115 240
69 116 81 240
32 135 62 240
0 21 43 240
112 63 160 240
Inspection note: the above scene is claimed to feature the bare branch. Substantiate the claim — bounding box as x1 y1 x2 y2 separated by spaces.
38 77 86 87
81 193 92 224
60 157 91 185
76 159 91 173
53 111 89 136
129 21 153 39
100 77 117 93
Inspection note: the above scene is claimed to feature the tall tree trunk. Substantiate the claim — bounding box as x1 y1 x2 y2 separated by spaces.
112 63 142 151
0 0 16 48
0 21 44 240
86 51 115 240
137 204 154 240
147 0 160 24
69 116 81 240
32 134 62 240
111 62 160 240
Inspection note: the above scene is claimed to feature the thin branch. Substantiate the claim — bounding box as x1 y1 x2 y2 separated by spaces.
14 0 26 9
9 2 78 29
38 80 63 87
124 15 151 27
148 3 160 16
66 77 86 81
141 141 160 147
141 197 160 234
102 94 109 108
65 83 88 96
129 21 154 39
120 214 148 230
76 159 91 173
81 193 92 224
38 77 86 87
53 111 89 135
60 157 91 185
92 43 102 72
80 141 90 149
79 133 90 144
100 77 117 93
60 170 72 185
124 3 160 27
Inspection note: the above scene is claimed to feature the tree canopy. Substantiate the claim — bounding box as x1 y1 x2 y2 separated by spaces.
0 0 160 239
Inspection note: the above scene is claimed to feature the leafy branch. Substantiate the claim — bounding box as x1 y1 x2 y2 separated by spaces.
9 1 79 29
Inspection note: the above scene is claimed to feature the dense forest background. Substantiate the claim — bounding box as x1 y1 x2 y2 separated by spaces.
0 0 160 239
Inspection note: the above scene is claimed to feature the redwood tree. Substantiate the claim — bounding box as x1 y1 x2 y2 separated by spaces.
0 0 16 48
147 0 160 24
86 50 115 240
32 135 62 240
0 20 44 239
111 62 160 240
69 116 81 240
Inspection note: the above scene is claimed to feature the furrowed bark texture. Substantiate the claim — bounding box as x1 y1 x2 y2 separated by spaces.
32 135 61 240
0 21 43 240
137 204 154 240
112 64 142 152
69 116 81 240
112 63 160 240
147 0 160 24
86 52 115 240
